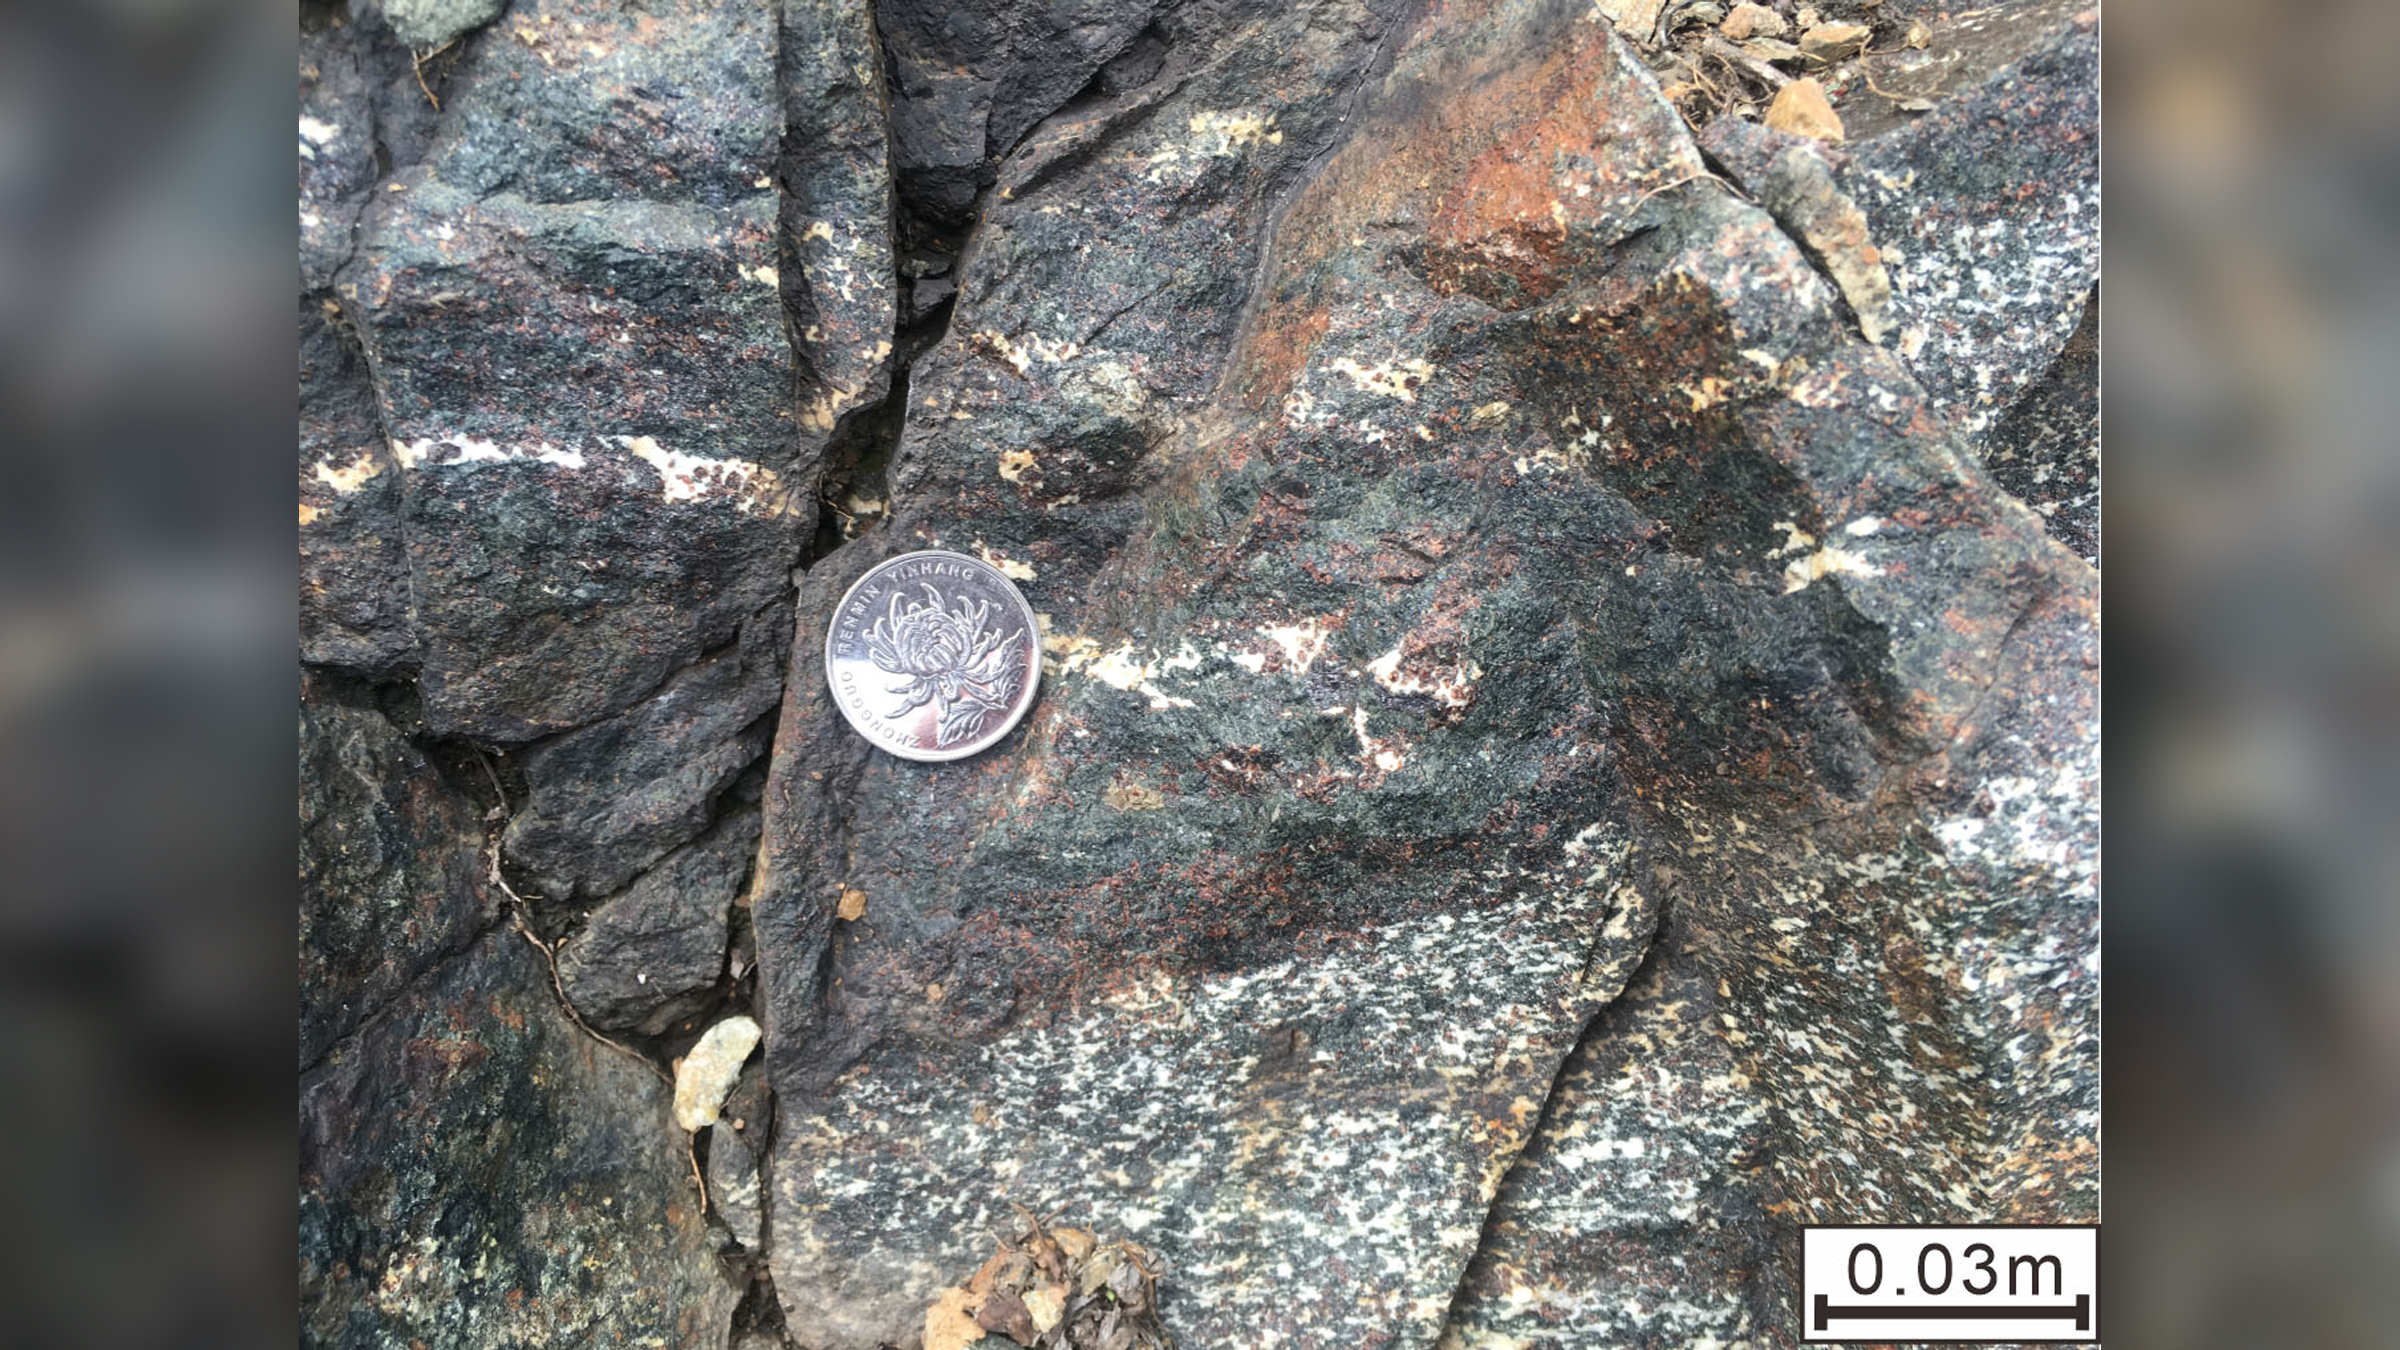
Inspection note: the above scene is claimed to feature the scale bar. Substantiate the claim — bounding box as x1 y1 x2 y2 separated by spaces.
1814 1293 2090 1331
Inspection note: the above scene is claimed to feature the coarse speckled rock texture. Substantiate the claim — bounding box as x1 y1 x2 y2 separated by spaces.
298 926 738 1350
298 672 493 1072
1442 938 1782 1346
1983 287 2098 565
1699 0 2100 560
297 0 2098 1343
1845 6 2099 447
297 675 735 1349
749 0 2097 1346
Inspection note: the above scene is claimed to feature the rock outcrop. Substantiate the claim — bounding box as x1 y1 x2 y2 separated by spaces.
298 674 736 1348
298 0 2098 1343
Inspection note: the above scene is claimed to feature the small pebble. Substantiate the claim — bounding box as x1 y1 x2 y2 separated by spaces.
1719 2 1787 39
672 1015 761 1131
1799 22 1871 62
1764 78 1845 142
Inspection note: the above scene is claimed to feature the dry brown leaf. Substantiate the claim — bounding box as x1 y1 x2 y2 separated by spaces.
1904 18 1932 48
925 1287 986 1350
964 1248 1016 1301
976 1289 1037 1344
836 888 868 921
924 1213 1168 1350
1052 1226 1097 1264
1764 78 1845 142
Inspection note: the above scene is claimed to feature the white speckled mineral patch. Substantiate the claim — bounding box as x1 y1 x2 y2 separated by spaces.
673 1015 761 1131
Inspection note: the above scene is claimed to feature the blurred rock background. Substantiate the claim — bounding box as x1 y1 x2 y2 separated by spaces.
2105 0 2400 1342
0 0 290 1344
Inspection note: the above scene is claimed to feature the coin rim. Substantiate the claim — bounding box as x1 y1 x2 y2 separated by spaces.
822 548 1044 763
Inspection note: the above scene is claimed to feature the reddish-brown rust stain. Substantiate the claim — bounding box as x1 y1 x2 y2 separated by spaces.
1235 296 1329 409
403 1035 492 1082
1281 3 1662 292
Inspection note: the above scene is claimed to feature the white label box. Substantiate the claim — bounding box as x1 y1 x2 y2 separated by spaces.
1800 1224 2100 1342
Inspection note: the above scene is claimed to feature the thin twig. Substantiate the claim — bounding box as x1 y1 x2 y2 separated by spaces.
1678 52 1730 113
1699 35 1793 91
1009 1200 1046 1242
1855 52 1933 107
411 38 457 110
484 839 671 1084
468 744 509 816
1630 170 1749 216
472 762 702 1207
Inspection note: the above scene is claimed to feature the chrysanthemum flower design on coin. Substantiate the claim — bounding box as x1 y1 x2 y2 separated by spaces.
823 550 1042 761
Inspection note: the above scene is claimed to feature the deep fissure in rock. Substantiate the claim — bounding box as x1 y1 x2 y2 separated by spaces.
1432 901 1682 1337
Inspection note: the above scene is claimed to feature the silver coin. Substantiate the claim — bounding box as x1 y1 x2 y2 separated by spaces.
823 549 1043 761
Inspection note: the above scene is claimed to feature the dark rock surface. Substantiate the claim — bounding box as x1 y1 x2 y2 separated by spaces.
298 22 380 294
556 809 759 1037
1984 286 2099 565
299 6 453 679
299 668 734 1348
778 0 901 445
750 2 2095 1347
298 673 491 1071
502 610 784 904
299 928 737 1349
1699 0 2099 560
709 1066 776 1252
298 0 2098 1344
297 0 813 1340
878 0 1171 223
300 299 417 678
333 0 805 744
